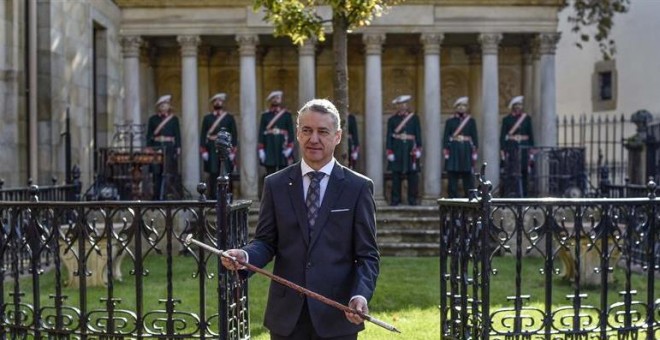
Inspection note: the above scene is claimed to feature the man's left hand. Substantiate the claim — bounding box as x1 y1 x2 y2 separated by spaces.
345 297 368 325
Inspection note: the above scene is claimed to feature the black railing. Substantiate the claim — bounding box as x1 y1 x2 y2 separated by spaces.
439 168 659 339
0 166 82 202
0 129 251 339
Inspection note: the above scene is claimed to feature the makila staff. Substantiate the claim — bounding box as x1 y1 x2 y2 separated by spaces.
184 235 401 334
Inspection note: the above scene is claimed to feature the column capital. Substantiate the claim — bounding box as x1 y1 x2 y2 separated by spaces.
236 34 259 56
478 33 502 55
177 35 201 57
420 33 444 55
362 33 386 55
538 32 561 55
120 35 143 58
465 44 482 64
298 38 316 56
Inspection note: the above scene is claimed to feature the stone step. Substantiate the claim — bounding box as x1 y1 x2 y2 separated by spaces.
377 216 439 230
378 242 439 257
377 229 440 243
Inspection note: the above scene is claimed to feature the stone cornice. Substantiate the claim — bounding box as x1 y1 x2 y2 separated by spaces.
114 0 563 8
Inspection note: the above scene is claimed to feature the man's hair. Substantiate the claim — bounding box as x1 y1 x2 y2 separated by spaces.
297 98 341 131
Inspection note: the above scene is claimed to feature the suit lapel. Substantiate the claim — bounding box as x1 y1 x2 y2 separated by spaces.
288 163 310 247
309 162 346 251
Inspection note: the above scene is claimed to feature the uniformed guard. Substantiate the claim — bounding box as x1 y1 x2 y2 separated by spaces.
348 113 360 170
500 95 534 197
258 90 296 175
386 95 422 206
200 92 238 199
146 94 182 200
442 96 478 198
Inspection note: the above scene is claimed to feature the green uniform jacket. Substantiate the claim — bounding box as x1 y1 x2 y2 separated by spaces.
200 111 238 174
500 113 534 168
146 113 181 149
258 108 295 168
443 114 478 172
386 112 422 173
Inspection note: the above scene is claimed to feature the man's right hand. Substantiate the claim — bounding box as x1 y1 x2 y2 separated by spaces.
221 249 247 271
258 149 266 164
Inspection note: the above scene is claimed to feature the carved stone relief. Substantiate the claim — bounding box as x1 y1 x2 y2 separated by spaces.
498 66 521 111
441 66 469 113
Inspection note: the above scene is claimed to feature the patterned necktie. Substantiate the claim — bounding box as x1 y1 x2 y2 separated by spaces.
305 171 325 229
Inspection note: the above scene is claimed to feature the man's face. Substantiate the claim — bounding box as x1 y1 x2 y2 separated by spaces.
456 103 468 114
297 110 341 169
512 103 523 112
270 95 282 106
396 102 408 112
158 102 170 113
213 99 224 109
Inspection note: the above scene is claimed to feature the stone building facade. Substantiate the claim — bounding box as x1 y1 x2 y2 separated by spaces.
0 0 563 202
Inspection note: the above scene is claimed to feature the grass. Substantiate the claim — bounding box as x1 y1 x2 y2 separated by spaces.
3 255 657 339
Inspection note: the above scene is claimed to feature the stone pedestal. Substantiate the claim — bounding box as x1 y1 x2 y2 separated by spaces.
59 223 127 288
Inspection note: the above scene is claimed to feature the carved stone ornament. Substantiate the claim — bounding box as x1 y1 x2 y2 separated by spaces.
120 36 143 58
538 33 561 55
478 33 502 55
236 34 259 56
362 33 386 55
177 35 201 57
420 33 444 55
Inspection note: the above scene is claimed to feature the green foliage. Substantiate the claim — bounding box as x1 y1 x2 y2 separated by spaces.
564 0 631 59
253 0 399 45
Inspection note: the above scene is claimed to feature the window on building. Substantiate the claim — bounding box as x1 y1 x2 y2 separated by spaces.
592 60 617 111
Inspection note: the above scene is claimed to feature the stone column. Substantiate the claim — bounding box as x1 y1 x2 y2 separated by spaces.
298 39 316 107
120 35 142 125
539 33 560 148
177 35 201 195
237 34 260 201
478 33 502 187
532 40 542 144
466 45 483 159
421 33 444 203
363 33 386 204
521 42 534 114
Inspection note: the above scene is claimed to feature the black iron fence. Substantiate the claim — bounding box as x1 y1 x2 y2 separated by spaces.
440 170 659 339
0 191 251 339
0 166 82 202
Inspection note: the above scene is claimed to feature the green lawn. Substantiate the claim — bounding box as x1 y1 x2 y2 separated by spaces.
3 255 657 339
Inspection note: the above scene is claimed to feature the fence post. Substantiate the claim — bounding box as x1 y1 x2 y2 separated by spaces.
215 128 232 340
477 164 492 340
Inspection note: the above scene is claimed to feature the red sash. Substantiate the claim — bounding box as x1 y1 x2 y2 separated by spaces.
154 114 174 136
266 108 287 131
206 111 228 139
507 113 527 136
452 115 471 138
394 112 415 134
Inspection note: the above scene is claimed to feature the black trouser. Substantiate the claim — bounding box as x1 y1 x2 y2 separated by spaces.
390 171 419 205
270 301 357 340
447 171 473 198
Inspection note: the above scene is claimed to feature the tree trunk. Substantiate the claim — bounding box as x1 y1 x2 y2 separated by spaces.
332 12 349 166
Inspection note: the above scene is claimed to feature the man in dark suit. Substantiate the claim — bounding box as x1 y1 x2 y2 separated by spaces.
222 98 380 340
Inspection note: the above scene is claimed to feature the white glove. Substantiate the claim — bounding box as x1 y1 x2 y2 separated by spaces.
229 152 236 162
202 152 209 161
472 152 478 161
283 147 293 158
387 154 395 162
414 149 422 159
258 149 266 163
351 151 359 160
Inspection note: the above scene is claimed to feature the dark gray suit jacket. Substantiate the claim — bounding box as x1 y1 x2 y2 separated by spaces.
243 161 380 338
